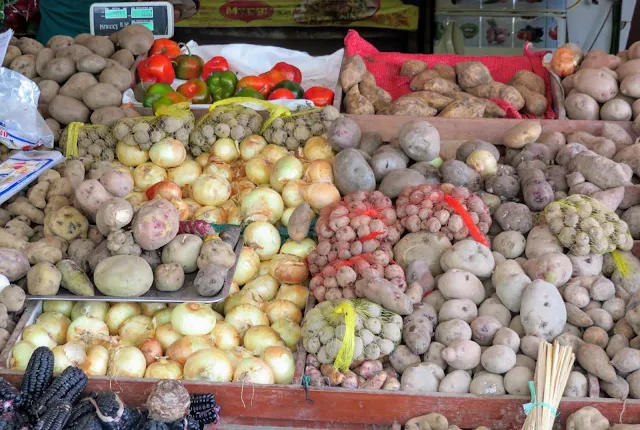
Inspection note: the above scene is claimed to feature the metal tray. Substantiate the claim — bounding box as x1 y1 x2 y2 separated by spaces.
0 301 41 369
27 225 243 304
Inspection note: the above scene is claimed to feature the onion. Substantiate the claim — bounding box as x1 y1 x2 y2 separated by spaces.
192 174 231 206
243 221 281 261
71 302 110 321
203 161 232 182
195 153 210 167
466 149 498 176
261 144 288 165
23 325 57 349
304 160 334 183
149 138 186 168
52 343 87 374
258 260 273 276
106 303 141 335
171 303 217 336
67 316 110 346
183 348 233 382
241 187 284 224
260 346 295 384
209 322 241 350
146 181 182 201
80 345 109 376
265 300 303 325
145 358 183 379
167 335 215 365
116 141 149 167
240 135 268 160
281 179 308 208
271 319 301 351
152 308 173 328
168 159 202 187
108 346 147 378
304 181 341 210
36 312 71 344
183 198 202 215
245 156 272 185
140 338 163 365
280 238 316 259
43 301 73 317
212 310 224 322
211 138 239 163
233 357 275 384
233 247 260 286
224 346 253 369
223 291 265 316
243 326 286 355
141 303 167 317
194 206 227 224
231 179 256 202
133 162 168 191
281 207 295 226
224 304 269 337
225 201 243 225
230 281 240 295
275 284 309 310
155 323 184 351
270 155 304 192
10 340 36 371
172 197 190 221
119 315 155 347
243 274 279 301
303 136 334 160
269 254 309 284
126 192 148 211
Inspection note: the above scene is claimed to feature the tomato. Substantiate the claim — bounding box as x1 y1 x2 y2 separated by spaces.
268 88 296 100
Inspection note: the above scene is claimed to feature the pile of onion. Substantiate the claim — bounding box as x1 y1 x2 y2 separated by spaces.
240 187 284 224
149 138 187 168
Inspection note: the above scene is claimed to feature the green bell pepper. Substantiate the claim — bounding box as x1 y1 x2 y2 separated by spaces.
152 91 188 114
206 71 238 101
143 83 174 108
234 87 265 100
272 80 304 98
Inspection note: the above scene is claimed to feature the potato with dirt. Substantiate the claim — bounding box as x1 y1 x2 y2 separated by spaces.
27 262 62 295
333 149 376 195
520 279 567 341
378 169 427 199
131 199 180 251
397 120 440 162
194 263 228 297
494 202 533 234
49 95 90 125
328 117 361 152
155 263 185 292
571 150 632 189
0 248 30 282
400 60 427 78
503 121 542 149
59 73 98 101
455 61 493 90
440 160 482 191
99 66 132 93
161 234 203 273
83 83 122 110
117 24 154 56
76 54 107 74
56 259 94 296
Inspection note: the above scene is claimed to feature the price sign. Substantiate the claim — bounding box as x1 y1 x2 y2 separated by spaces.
90 2 174 38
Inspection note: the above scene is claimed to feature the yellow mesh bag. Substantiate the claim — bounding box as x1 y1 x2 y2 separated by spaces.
262 105 340 150
59 122 116 161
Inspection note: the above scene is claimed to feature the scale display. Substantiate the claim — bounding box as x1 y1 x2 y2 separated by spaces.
90 1 174 38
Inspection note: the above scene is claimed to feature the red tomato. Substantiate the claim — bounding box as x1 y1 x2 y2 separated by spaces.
268 88 296 100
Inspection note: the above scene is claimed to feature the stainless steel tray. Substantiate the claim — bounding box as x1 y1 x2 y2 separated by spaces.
0 301 41 369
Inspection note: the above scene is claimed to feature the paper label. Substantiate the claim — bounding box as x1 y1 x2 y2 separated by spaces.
0 151 64 204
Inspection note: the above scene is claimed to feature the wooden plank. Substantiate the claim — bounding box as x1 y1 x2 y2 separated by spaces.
1 371 639 430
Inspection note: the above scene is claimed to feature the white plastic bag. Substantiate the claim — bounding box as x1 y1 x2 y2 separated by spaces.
0 67 54 150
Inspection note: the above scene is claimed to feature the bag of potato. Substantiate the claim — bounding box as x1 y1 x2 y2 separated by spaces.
301 299 402 369
543 194 633 255
59 123 117 161
262 105 341 150
113 103 195 151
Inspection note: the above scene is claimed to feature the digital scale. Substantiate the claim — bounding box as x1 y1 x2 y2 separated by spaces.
89 1 174 39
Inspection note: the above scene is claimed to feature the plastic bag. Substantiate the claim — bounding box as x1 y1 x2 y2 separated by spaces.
0 68 54 150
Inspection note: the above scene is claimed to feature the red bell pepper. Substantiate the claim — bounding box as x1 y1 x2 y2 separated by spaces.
177 79 211 104
260 69 286 94
268 88 295 100
174 53 204 80
149 38 182 60
304 87 335 107
137 55 175 85
202 56 230 81
272 62 302 84
237 76 270 96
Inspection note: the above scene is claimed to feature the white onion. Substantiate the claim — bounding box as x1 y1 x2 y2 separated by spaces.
140 303 167 317
167 159 202 187
167 335 215 365
233 247 260 286
304 181 341 210
271 319 301 351
133 162 167 191
304 160 334 183
281 179 308 208
281 207 295 226
23 325 57 349
280 238 316 259
260 346 295 384
211 138 239 163
224 304 270 337
140 338 163 365
144 358 183 379
261 144 288 165
233 357 275 384
36 312 71 344
467 149 498 176
270 155 304 192
71 302 110 321
239 135 267 160
241 187 284 224
208 322 241 351
52 343 87 374
183 348 233 382
245 156 272 185
81 345 109 376
226 201 243 225
303 136 334 161
195 153 210 167
258 260 273 276
116 141 149 167
194 206 227 224
203 161 232 182
192 174 231 206
242 326 286 355
231 179 256 202
265 300 302 325
10 340 36 370
119 315 154 347
243 221 281 261
108 346 147 378
67 316 110 346
243 274 279 302
269 254 309 284
105 303 141 335
183 198 202 216
223 291 265 316
275 284 309 310
212 310 224 322
152 308 173 328
171 303 217 336
149 138 187 168
224 346 253 369
43 301 74 317
155 323 184 351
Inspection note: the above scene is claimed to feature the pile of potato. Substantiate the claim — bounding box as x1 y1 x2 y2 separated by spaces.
3 24 156 141
339 55 547 118
262 107 339 150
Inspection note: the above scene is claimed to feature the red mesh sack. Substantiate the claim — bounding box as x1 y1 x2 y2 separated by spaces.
344 30 555 119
